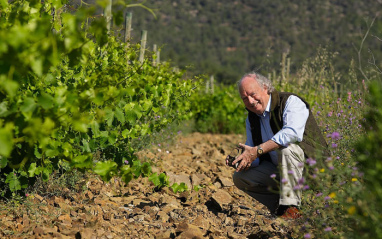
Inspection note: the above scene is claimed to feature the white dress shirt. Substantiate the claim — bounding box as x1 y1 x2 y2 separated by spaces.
245 94 309 166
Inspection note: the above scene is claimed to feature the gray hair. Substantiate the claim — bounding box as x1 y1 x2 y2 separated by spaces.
237 71 274 94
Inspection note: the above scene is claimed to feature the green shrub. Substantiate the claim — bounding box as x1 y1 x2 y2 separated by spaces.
191 84 246 134
347 80 382 238
0 0 197 196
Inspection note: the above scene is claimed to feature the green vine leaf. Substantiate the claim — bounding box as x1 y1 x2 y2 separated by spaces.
94 161 118 182
5 172 21 192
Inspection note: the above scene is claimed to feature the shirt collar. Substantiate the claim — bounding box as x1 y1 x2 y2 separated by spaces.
257 94 272 117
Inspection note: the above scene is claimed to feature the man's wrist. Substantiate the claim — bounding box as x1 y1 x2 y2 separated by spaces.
256 144 264 156
249 147 257 161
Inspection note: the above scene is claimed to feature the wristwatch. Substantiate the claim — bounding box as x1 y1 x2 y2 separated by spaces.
257 145 264 156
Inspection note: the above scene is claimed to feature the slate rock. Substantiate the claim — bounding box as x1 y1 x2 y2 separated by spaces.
211 189 233 210
218 177 234 187
176 222 205 239
166 172 192 190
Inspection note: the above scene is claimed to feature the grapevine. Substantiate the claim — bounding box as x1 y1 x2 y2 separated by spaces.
0 0 198 194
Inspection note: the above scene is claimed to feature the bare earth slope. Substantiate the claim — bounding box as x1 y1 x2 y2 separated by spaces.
0 133 293 238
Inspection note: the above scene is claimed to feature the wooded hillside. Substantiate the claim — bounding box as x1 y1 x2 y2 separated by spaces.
74 0 382 84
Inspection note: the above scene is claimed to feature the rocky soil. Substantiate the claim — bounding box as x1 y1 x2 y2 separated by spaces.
0 133 295 238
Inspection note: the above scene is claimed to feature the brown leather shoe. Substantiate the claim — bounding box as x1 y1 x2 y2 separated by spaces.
280 206 301 220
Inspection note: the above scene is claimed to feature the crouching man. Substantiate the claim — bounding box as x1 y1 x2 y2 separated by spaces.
227 72 327 219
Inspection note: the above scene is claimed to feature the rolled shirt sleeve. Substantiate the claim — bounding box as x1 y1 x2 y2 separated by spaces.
271 95 309 146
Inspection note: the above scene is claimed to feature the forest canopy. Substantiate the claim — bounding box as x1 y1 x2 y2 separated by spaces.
73 0 382 84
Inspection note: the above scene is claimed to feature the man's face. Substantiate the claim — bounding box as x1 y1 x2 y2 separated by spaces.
239 76 270 115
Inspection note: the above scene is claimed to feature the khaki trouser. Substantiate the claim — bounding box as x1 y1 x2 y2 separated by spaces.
232 144 305 213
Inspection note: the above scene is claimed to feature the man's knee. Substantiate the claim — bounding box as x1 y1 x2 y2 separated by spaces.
233 171 268 192
232 171 246 190
278 144 305 162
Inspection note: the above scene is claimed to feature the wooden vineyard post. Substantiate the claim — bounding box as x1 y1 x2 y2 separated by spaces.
210 75 214 94
139 30 147 63
152 44 160 66
205 79 210 94
104 0 112 33
124 12 132 43
153 44 157 66
156 48 160 66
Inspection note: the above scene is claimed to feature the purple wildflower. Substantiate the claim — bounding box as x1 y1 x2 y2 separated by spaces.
316 192 323 197
324 196 331 201
329 166 334 170
331 132 340 140
303 185 310 190
304 233 312 238
324 227 332 232
288 170 294 175
281 178 288 184
270 174 276 179
306 158 316 166
124 160 129 164
331 143 337 148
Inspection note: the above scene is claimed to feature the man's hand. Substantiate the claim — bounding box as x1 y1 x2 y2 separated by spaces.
232 143 257 172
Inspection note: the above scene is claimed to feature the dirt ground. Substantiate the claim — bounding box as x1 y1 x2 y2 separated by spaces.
0 133 295 239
